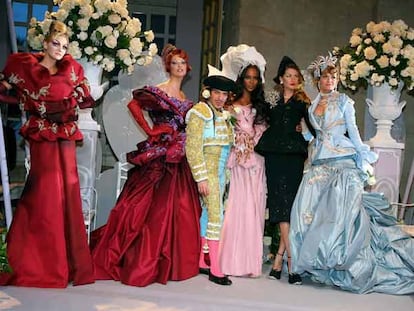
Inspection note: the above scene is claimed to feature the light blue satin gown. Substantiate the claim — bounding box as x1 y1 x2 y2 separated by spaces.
290 92 414 294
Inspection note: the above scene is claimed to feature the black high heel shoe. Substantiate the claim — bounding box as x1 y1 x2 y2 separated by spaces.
208 272 232 285
269 269 281 279
268 253 283 280
199 267 210 275
288 273 302 285
287 256 302 285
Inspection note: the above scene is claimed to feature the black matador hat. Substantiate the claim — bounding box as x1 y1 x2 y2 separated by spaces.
273 56 301 84
203 75 236 92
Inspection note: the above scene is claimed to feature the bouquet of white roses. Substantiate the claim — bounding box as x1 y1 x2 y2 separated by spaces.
27 0 158 74
336 19 414 93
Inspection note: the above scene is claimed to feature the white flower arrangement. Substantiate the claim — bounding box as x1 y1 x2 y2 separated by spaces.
27 0 158 74
336 19 414 93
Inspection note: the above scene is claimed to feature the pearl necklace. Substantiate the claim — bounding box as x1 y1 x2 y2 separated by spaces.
320 91 334 97
318 91 336 106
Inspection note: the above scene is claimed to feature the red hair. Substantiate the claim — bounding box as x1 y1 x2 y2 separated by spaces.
164 48 192 73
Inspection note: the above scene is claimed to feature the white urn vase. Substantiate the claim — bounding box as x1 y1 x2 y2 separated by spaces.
76 57 108 131
366 82 406 148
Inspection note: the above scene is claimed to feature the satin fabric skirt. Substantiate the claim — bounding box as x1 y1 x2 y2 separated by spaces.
220 153 266 277
290 159 414 294
1 140 94 288
91 157 201 287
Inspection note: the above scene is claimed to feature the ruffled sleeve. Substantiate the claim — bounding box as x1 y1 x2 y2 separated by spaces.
342 94 378 169
68 58 94 109
132 87 172 112
185 103 210 182
126 86 189 166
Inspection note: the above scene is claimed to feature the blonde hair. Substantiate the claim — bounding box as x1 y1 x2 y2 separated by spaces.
294 87 311 106
44 20 69 42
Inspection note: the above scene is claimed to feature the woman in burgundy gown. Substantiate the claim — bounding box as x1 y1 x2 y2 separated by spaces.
0 21 95 288
91 45 201 287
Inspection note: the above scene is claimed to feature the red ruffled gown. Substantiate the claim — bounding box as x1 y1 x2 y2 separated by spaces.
0 53 95 287
91 86 201 287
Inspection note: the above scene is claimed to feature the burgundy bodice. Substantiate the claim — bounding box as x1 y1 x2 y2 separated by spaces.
127 86 194 166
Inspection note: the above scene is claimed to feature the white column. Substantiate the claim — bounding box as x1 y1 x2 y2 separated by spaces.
0 112 12 229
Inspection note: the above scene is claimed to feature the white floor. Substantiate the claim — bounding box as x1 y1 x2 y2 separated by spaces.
1 266 413 311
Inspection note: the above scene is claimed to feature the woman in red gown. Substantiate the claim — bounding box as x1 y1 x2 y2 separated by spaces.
0 21 95 288
91 45 201 287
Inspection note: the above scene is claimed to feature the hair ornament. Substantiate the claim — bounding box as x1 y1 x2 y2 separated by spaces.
308 51 338 79
219 44 266 83
161 43 177 65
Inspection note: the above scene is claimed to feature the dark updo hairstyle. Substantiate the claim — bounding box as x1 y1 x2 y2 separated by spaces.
162 43 192 73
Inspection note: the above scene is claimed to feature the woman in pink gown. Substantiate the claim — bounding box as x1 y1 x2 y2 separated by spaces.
219 50 268 277
91 45 201 287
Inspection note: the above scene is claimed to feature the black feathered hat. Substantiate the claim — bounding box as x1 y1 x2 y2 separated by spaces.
203 75 236 92
273 56 301 84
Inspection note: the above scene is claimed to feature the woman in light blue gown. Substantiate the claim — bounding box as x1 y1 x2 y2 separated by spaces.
289 53 414 294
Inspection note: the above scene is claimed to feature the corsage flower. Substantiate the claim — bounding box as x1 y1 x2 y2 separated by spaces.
222 110 237 127
233 106 242 114
201 89 211 99
265 90 280 109
364 163 377 186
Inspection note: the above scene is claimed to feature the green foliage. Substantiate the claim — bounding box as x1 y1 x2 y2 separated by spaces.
0 228 12 273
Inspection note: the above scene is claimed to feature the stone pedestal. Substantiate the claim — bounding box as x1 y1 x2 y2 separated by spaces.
367 145 403 217
76 59 108 236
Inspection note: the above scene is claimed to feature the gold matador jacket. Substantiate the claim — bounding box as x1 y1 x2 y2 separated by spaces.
185 101 233 240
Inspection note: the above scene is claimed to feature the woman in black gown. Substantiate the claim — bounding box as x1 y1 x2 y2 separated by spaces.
256 56 314 285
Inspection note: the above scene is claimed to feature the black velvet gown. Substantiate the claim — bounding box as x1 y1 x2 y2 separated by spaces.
256 96 313 224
